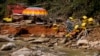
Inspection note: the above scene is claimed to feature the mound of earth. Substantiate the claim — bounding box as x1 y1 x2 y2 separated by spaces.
86 27 100 41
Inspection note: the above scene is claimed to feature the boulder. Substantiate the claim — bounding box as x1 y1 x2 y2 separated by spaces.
59 38 67 44
0 42 16 51
89 41 100 47
0 35 14 42
32 38 50 43
21 37 36 41
18 54 25 56
77 39 89 46
11 47 32 56
55 32 65 38
40 34 46 38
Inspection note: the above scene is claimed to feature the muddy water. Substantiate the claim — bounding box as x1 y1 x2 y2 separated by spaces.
55 46 100 56
0 41 99 56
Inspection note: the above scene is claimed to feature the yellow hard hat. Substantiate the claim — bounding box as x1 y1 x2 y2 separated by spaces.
69 17 73 20
82 15 87 19
81 23 86 27
88 17 93 22
65 34 71 37
74 25 79 29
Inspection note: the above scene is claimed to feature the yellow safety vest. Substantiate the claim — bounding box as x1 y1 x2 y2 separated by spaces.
82 19 87 23
65 34 72 38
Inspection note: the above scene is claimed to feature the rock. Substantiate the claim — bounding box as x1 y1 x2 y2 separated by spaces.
65 41 72 46
59 38 67 44
89 41 100 47
40 34 46 38
25 20 32 24
71 44 77 47
22 37 36 41
11 46 67 56
11 47 32 56
32 38 50 43
0 37 14 42
47 38 58 47
18 54 25 56
0 35 14 42
77 39 89 46
79 46 90 49
41 53 58 56
54 43 58 46
0 42 16 51
55 32 65 38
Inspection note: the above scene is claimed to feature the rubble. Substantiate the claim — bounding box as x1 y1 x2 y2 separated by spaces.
0 42 16 51
76 39 89 46
11 47 32 56
10 46 67 56
0 35 14 42
0 23 99 56
30 37 50 43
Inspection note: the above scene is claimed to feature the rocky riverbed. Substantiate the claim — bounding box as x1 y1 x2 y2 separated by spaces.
0 35 99 56
0 27 99 56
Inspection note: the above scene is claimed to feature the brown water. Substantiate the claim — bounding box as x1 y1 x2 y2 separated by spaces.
57 47 99 56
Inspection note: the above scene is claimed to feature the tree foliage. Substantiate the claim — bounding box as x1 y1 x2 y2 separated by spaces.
0 0 100 19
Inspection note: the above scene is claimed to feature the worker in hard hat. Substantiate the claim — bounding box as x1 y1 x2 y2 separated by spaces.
66 21 74 32
69 17 74 21
73 24 80 32
65 24 80 38
88 17 94 25
65 17 75 33
65 17 76 38
52 23 59 31
80 22 89 37
82 15 88 23
81 22 87 30
82 15 87 19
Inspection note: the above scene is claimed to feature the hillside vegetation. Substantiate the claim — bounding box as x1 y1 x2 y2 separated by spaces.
0 0 100 20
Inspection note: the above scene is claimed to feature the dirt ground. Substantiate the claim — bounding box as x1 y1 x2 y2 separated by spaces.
86 27 100 41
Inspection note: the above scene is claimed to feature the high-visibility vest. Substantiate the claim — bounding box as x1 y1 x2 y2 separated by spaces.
82 19 87 23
